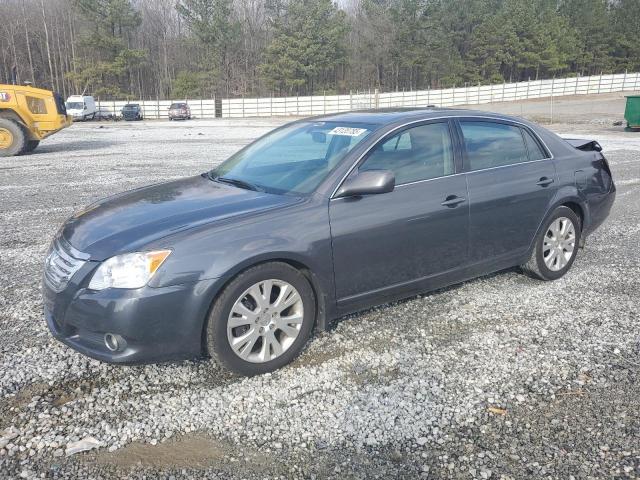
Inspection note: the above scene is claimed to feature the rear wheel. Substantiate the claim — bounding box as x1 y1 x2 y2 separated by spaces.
0 119 26 157
521 206 581 281
23 140 40 153
206 262 315 376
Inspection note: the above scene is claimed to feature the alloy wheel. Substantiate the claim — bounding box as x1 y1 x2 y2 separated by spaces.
226 279 304 363
543 216 576 271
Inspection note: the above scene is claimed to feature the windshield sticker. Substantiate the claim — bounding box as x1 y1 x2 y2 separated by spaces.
328 127 368 137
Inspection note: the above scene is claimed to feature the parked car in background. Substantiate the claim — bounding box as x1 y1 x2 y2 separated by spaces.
168 102 191 120
94 108 116 121
121 104 143 121
65 95 96 121
43 109 615 376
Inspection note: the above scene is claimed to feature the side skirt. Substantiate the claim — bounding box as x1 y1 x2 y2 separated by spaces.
333 252 528 319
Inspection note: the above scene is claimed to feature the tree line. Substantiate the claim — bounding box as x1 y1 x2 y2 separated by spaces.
1 0 638 100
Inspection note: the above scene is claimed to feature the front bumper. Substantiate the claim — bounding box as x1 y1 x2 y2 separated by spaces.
36 114 73 139
44 275 219 364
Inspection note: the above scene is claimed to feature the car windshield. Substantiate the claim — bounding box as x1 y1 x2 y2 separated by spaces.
123 105 138 110
210 121 375 195
170 103 186 109
66 102 83 110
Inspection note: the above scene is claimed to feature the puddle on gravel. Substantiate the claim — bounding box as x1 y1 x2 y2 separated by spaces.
94 433 281 474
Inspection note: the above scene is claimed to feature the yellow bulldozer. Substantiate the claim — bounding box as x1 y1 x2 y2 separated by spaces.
0 83 72 157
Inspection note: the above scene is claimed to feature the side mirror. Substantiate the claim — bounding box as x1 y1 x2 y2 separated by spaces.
335 170 395 198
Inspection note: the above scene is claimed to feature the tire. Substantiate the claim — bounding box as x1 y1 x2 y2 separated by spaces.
206 262 316 376
0 119 26 157
23 140 40 153
521 206 581 281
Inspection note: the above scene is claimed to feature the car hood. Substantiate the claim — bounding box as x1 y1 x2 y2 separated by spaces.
62 175 300 260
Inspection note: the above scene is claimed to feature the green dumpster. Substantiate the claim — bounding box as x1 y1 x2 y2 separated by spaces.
625 95 640 130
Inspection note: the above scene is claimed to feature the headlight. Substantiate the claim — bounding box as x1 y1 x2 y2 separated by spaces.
88 250 171 290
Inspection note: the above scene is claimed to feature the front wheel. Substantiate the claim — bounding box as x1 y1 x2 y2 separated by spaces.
521 206 581 281
206 262 315 376
0 119 26 157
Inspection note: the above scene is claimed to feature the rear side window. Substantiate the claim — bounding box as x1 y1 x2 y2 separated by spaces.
460 121 528 171
522 129 548 160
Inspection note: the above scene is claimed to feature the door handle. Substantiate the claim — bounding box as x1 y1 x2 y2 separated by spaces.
441 195 466 207
536 177 554 187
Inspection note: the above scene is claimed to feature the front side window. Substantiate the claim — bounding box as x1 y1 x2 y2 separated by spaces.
360 122 455 184
460 121 529 171
211 121 375 195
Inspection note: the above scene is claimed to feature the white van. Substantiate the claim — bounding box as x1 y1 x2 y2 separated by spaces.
65 95 96 121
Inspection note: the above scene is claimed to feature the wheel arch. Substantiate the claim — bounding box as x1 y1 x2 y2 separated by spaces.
526 191 589 257
561 200 584 228
0 108 26 125
198 254 333 357
0 109 37 141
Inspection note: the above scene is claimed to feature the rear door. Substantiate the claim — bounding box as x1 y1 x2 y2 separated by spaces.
329 120 469 306
457 119 557 262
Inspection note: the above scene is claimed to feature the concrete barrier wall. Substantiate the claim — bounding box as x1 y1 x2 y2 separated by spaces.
97 72 640 119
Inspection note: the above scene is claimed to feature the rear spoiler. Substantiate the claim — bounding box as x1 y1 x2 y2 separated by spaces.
564 138 603 152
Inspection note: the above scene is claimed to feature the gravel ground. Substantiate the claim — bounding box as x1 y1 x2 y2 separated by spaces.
0 114 639 480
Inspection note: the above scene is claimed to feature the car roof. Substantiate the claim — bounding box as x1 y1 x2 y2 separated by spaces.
310 108 525 126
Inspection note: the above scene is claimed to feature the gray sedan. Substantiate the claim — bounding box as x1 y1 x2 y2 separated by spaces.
43 109 615 375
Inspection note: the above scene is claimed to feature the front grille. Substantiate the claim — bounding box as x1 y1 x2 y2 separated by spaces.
44 238 85 293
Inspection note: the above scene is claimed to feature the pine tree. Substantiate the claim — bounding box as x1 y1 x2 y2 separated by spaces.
176 0 240 96
259 0 348 95
67 0 146 97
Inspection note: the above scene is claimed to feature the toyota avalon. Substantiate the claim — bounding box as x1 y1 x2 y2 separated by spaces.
43 109 615 375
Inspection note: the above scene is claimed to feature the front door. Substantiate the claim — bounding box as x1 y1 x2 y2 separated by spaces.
329 120 469 307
